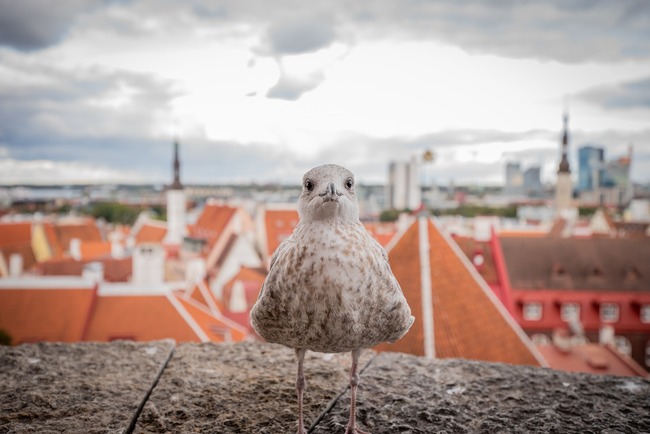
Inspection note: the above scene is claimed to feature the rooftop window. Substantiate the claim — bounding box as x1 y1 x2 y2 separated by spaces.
600 303 619 323
523 302 543 321
561 303 580 322
639 304 650 324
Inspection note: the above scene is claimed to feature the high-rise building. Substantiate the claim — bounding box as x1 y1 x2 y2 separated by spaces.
523 166 543 196
163 140 187 245
577 145 633 207
387 157 420 210
577 146 605 192
504 162 524 196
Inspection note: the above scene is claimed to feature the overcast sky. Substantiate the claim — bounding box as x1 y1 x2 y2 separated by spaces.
0 0 649 186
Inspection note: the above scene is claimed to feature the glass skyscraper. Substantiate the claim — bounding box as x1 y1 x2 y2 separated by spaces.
577 145 604 192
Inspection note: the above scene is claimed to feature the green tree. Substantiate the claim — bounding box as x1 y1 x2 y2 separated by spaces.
90 202 140 225
379 209 400 222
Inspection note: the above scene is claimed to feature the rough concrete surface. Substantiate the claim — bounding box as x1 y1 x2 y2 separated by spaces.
313 352 650 434
135 342 372 434
0 340 174 434
2 341 649 433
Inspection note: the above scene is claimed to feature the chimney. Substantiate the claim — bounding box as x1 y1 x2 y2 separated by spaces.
228 281 248 313
82 262 104 282
9 253 23 277
552 328 572 353
132 243 165 286
70 238 82 261
599 325 615 346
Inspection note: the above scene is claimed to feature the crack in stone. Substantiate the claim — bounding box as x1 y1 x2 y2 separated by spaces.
308 352 377 433
124 343 176 434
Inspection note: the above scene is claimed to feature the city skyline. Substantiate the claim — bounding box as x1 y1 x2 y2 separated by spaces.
1 1 649 186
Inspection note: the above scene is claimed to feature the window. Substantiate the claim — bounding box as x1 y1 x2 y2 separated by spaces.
600 303 620 323
641 304 650 324
531 334 550 345
523 302 543 321
614 336 632 356
561 303 581 322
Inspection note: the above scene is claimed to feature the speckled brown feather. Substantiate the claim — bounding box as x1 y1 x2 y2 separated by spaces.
250 164 414 353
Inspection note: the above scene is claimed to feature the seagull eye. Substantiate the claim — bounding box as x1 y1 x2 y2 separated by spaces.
304 180 314 191
345 178 354 189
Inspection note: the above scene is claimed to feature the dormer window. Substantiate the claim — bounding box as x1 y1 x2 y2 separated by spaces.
523 302 543 321
625 266 641 282
472 252 485 268
600 303 619 323
614 336 632 356
553 263 566 276
561 303 580 322
640 304 650 324
591 266 603 278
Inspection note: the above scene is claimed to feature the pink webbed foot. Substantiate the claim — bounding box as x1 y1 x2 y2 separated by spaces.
345 425 370 434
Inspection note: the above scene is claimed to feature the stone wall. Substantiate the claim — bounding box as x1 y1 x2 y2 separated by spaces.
1 341 649 433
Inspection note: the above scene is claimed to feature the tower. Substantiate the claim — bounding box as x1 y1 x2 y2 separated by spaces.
387 156 421 210
164 140 187 245
555 109 573 216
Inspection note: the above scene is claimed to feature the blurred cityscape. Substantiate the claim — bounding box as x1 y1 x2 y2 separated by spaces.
1 111 649 379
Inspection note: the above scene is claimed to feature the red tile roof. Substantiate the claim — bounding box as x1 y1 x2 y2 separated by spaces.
263 209 299 258
363 222 398 247
0 222 37 271
189 204 237 251
452 235 499 285
175 296 247 342
55 220 102 251
221 266 267 330
499 237 650 291
537 342 649 377
79 241 112 260
0 284 96 344
0 222 32 248
134 223 167 244
37 257 132 282
84 294 202 342
43 222 64 258
0 244 37 274
0 280 247 344
376 218 542 366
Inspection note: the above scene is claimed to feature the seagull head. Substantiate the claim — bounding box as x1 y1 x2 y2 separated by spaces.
298 164 359 223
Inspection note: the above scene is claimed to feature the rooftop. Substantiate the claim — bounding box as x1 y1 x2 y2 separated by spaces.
2 341 648 433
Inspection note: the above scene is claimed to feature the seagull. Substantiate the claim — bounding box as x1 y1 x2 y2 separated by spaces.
250 164 414 434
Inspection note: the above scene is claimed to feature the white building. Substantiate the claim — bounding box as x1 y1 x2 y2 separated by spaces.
387 157 421 210
164 141 187 245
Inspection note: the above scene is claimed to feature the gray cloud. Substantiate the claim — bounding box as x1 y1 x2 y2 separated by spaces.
0 54 180 169
0 0 105 51
577 76 650 109
204 0 650 62
266 69 325 100
2 0 649 61
265 15 337 56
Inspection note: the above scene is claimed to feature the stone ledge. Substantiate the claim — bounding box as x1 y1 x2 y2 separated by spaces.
1 341 649 434
0 340 174 434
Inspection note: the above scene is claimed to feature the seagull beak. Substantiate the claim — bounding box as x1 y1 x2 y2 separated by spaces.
319 182 340 202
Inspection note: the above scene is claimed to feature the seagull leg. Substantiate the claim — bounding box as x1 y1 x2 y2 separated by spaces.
296 348 307 434
345 349 369 434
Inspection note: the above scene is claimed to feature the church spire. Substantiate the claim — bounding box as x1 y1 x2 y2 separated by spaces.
558 106 571 174
171 139 183 190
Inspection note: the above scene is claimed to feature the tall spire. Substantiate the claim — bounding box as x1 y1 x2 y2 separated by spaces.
558 104 570 174
171 139 183 190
